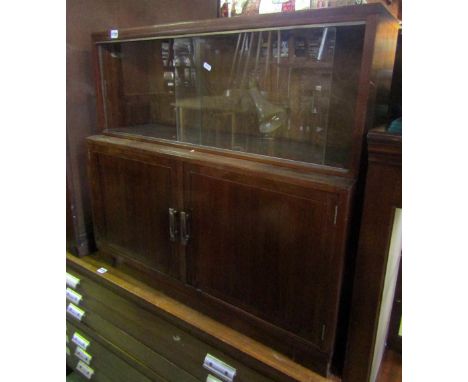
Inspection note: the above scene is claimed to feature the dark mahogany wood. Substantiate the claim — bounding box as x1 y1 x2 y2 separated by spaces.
88 135 354 192
67 252 339 382
85 4 399 377
87 135 354 375
67 0 218 256
92 4 393 43
67 135 82 255
88 148 182 279
348 14 399 176
184 162 341 348
343 126 401 382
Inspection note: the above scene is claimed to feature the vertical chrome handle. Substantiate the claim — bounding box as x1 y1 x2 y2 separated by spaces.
169 208 178 242
180 211 190 246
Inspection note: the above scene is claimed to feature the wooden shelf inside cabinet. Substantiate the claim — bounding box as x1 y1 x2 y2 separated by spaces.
67 252 339 382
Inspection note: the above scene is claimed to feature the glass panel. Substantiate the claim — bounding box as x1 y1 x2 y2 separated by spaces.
100 25 365 168
100 39 178 140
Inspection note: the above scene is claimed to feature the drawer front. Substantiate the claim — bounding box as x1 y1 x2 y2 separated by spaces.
67 323 129 382
68 266 272 382
69 303 200 382
67 320 160 382
67 352 113 382
66 270 201 382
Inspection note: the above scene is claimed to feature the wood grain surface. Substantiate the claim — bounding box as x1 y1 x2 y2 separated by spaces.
67 252 337 382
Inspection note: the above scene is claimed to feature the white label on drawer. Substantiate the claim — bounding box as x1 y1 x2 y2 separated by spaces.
110 29 118 39
66 273 80 289
66 288 83 305
76 360 94 379
75 346 92 365
203 62 212 71
67 303 85 321
72 332 90 350
96 267 107 274
66 347 70 356
203 354 236 382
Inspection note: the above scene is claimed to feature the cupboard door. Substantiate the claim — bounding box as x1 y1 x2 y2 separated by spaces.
89 151 180 279
184 163 341 349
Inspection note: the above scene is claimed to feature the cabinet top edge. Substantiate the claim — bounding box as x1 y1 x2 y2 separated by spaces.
367 126 402 157
91 3 395 44
367 126 402 145
87 134 355 192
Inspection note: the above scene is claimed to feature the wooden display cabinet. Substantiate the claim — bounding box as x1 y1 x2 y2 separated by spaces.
87 3 398 377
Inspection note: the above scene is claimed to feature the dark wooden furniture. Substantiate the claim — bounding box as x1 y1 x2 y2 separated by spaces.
87 4 398 377
88 135 354 375
66 252 334 382
343 127 402 382
367 0 401 20
66 0 218 257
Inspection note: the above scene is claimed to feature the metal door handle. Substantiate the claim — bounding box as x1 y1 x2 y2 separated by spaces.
169 208 178 242
180 211 190 245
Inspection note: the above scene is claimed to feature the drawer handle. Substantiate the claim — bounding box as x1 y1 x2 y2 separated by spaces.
203 354 236 382
66 272 80 288
66 288 83 305
75 346 93 365
72 332 90 350
76 360 94 380
180 211 191 246
169 208 179 242
67 303 85 322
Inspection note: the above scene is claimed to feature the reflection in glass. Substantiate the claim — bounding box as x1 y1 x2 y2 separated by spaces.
99 25 364 168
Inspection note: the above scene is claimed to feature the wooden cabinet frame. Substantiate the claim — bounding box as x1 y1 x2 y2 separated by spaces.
86 4 399 377
88 135 354 375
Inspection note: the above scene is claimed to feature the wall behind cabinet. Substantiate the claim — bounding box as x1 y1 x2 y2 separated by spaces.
66 0 218 255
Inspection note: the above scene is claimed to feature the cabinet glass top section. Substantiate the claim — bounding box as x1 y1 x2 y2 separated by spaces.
98 24 364 168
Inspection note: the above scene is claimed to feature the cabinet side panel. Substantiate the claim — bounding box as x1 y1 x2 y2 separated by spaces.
366 16 399 132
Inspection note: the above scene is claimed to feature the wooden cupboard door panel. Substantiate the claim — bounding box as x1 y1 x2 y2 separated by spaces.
90 152 179 278
184 164 339 346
